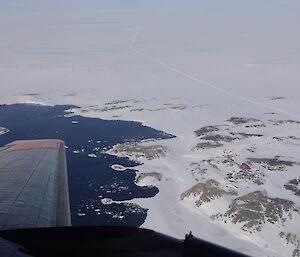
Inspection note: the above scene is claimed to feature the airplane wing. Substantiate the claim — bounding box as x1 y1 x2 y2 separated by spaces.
0 139 71 230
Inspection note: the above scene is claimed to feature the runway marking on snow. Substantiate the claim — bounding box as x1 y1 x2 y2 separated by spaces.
129 31 139 50
128 31 300 121
128 30 300 154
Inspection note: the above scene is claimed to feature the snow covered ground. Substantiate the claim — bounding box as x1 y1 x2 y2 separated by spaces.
1 1 300 256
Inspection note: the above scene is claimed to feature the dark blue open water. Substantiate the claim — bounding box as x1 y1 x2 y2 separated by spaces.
0 104 174 226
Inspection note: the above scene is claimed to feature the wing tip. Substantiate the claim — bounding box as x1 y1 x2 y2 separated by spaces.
5 139 65 151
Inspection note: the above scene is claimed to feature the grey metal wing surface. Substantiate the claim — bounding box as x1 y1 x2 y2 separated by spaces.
0 140 71 230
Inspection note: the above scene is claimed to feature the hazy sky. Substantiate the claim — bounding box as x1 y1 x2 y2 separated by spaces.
1 0 299 13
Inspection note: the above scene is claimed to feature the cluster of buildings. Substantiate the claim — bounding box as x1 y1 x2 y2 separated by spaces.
220 152 262 184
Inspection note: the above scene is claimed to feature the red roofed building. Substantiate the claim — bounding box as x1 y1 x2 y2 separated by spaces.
241 163 251 171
